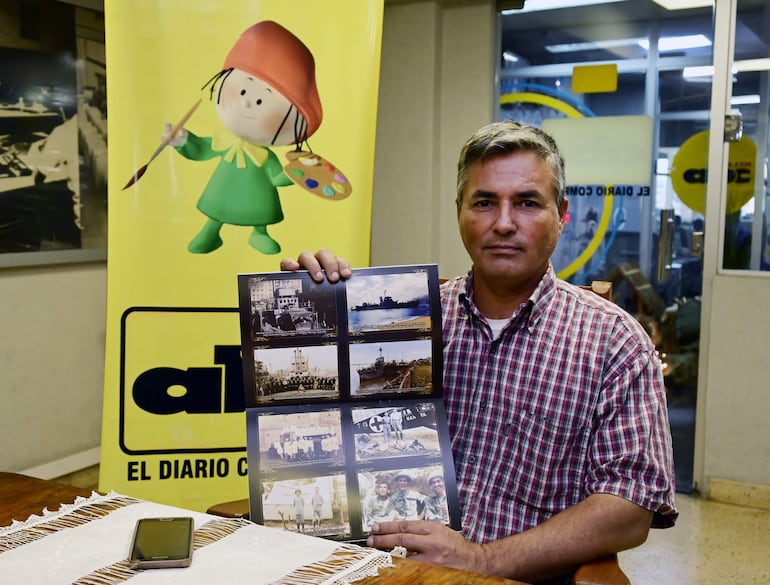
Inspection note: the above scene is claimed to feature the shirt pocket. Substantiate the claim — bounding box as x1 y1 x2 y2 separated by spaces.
506 408 590 514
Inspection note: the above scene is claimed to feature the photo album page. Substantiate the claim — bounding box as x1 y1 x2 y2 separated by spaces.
237 265 460 544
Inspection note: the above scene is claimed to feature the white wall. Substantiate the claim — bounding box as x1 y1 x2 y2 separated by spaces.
0 263 106 470
701 274 770 487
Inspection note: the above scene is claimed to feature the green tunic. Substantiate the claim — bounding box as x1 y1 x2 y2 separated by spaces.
177 131 293 226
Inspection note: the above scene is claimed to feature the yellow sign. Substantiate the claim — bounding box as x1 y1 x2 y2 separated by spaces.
671 131 756 215
100 0 384 511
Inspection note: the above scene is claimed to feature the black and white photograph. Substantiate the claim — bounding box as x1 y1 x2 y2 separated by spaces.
250 344 339 404
358 464 451 532
255 409 344 471
245 275 337 340
349 339 433 397
0 1 107 262
259 474 351 539
352 402 441 462
346 270 431 334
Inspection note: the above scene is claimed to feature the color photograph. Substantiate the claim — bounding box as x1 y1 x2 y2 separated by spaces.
346 270 431 333
349 339 433 397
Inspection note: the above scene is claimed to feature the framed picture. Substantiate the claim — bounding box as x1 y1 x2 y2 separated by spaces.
0 0 107 267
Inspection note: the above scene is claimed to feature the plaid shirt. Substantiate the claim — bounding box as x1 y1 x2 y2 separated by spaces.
441 266 678 545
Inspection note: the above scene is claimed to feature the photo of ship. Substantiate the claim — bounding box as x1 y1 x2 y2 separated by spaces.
350 340 433 397
252 345 339 404
248 276 336 339
351 291 420 311
346 271 431 333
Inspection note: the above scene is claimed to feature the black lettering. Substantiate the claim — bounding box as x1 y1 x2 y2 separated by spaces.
179 459 193 479
159 459 172 479
683 169 707 184
133 367 222 414
128 461 140 481
215 345 245 413
238 457 248 476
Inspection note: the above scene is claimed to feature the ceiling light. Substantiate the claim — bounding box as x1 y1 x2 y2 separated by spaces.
547 34 710 55
546 37 645 54
501 0 624 15
503 50 520 64
638 34 711 51
651 0 712 9
731 94 761 105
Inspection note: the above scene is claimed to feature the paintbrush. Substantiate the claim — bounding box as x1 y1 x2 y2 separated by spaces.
122 98 202 190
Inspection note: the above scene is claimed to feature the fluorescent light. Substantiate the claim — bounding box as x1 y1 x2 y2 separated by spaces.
638 34 711 51
651 0 712 9
501 0 624 15
546 37 645 54
503 50 520 64
683 65 714 78
731 94 760 105
547 34 711 55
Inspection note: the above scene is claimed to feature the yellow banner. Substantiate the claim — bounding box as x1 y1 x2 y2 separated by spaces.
100 0 383 511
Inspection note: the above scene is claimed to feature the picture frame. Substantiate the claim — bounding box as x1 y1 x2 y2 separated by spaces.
0 0 107 267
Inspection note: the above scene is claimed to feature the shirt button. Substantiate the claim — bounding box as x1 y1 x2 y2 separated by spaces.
468 455 477 464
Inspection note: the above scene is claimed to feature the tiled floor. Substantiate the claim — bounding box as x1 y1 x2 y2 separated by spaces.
620 493 770 584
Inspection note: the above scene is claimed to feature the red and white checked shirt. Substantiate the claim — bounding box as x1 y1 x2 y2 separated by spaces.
441 266 678 544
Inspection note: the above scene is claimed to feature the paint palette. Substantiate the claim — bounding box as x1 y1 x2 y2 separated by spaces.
284 150 352 200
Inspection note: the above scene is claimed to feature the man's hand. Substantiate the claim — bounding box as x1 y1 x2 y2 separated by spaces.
367 520 487 575
279 249 352 283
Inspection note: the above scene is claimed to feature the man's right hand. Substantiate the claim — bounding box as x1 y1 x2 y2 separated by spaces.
279 249 352 283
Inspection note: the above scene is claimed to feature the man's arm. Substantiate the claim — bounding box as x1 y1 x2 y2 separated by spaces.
368 493 652 583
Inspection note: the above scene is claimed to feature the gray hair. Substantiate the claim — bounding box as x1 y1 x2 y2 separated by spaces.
455 120 566 209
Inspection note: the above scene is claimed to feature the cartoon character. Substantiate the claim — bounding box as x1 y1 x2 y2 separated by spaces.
162 21 338 254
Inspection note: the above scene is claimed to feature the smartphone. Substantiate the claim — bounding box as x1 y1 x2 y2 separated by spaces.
127 516 194 569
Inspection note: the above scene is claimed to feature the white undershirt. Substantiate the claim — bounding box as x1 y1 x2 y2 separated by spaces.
486 317 511 340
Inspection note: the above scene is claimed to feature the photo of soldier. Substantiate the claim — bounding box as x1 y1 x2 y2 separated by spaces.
359 473 397 531
261 474 350 539
351 402 441 462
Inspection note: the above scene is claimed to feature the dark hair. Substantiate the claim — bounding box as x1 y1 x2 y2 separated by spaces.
456 120 566 209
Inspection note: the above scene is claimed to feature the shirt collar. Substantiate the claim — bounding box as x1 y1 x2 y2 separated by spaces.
457 264 557 333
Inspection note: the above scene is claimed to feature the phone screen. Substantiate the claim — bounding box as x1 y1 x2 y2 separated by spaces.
129 517 194 568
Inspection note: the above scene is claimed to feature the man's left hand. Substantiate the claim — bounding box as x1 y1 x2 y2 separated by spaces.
367 520 487 574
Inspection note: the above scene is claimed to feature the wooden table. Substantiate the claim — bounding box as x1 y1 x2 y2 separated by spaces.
0 472 524 585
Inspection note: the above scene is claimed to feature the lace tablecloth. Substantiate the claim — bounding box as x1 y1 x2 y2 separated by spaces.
0 492 392 585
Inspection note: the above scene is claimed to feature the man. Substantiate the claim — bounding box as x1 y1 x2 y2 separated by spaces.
311 486 324 533
293 488 305 533
363 479 396 529
389 473 426 521
389 407 404 441
424 471 450 525
280 121 677 583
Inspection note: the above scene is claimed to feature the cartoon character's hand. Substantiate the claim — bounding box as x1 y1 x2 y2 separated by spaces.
162 122 188 147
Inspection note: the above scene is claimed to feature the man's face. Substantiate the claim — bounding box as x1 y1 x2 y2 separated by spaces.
397 478 409 492
429 477 445 496
457 151 567 295
376 483 389 497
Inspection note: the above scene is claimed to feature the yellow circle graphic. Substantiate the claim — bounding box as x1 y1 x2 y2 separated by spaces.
671 131 756 215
